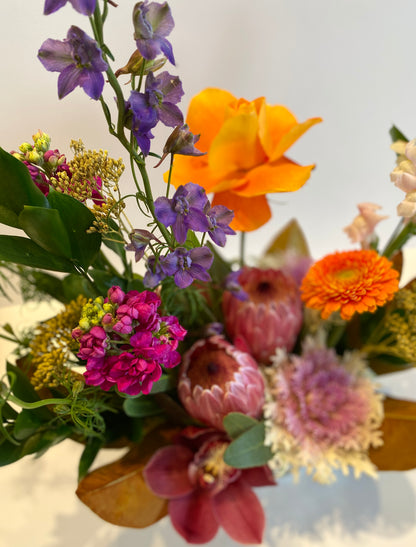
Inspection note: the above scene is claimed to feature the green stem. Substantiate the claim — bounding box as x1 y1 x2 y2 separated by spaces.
239 231 246 268
5 393 72 410
166 154 174 197
382 219 416 258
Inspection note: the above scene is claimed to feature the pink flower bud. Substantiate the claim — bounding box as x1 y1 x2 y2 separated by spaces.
178 336 265 431
222 267 302 364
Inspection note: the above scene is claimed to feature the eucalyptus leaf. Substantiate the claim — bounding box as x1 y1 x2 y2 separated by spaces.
223 412 259 440
123 396 163 418
223 422 272 468
0 235 77 273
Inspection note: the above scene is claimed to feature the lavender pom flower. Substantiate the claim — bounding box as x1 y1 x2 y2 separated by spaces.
38 26 108 100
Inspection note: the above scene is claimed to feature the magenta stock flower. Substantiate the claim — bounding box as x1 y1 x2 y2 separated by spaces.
44 0 96 15
178 336 265 431
223 267 303 364
38 26 108 100
72 286 187 396
143 427 275 544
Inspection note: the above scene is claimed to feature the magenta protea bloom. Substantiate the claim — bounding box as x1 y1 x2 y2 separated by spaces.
222 267 303 364
178 336 265 431
266 341 384 483
143 427 275 544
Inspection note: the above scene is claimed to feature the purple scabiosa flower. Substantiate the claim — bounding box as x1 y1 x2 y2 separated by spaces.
163 246 214 288
178 336 265 431
154 183 209 244
265 340 384 483
44 0 96 15
205 204 236 247
125 229 161 262
133 1 175 65
38 26 108 100
222 267 303 364
127 71 184 154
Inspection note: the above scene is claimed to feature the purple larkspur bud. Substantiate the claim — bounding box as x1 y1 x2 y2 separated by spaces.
125 229 161 262
133 1 175 65
38 26 108 100
178 336 265 431
222 267 303 364
154 124 206 167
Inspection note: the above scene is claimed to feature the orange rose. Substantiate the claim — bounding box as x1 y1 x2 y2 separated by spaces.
167 88 322 231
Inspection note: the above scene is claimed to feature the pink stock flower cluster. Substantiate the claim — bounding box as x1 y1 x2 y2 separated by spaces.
72 286 187 395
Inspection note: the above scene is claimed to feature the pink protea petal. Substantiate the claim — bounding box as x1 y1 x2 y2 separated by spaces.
212 479 265 545
143 445 194 498
169 491 219 544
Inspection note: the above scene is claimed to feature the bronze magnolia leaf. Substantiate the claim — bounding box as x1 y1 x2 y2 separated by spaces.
369 396 416 470
264 218 310 257
76 428 178 528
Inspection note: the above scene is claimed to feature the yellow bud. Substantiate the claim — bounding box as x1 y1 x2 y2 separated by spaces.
27 150 42 164
78 317 90 330
19 142 33 153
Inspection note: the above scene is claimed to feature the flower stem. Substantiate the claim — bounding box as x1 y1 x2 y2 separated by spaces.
239 231 246 268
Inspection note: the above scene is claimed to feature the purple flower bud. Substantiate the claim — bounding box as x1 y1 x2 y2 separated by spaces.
125 229 161 262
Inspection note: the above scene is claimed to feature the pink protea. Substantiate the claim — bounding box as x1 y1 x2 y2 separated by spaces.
143 427 275 544
178 336 265 431
222 267 303 364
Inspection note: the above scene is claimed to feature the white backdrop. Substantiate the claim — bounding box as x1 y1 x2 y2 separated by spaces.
1 1 416 546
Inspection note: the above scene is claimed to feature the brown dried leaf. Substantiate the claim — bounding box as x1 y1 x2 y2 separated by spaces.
264 218 310 257
76 428 178 528
369 397 416 470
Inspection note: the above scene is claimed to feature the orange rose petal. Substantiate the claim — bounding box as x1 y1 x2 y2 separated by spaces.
212 191 271 232
233 158 315 197
167 154 214 190
268 116 323 162
186 88 236 152
258 104 298 157
208 105 267 179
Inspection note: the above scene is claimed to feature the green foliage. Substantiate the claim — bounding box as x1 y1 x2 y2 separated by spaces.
223 412 272 469
78 437 105 481
389 125 408 143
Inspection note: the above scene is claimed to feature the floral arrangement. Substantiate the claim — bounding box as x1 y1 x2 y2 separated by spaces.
1 1 416 545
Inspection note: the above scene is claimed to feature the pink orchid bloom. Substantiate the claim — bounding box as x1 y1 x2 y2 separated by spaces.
143 427 275 545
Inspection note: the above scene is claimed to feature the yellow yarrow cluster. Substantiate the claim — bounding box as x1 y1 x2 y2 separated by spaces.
29 295 87 390
385 286 416 363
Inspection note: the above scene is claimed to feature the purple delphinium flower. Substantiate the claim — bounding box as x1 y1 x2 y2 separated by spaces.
133 1 175 65
163 246 213 288
154 183 210 244
143 255 167 288
44 0 96 15
38 26 108 100
127 71 183 154
205 205 236 247
224 270 249 302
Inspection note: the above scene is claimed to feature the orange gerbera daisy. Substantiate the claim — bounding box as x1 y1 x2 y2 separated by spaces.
300 250 400 320
167 88 322 232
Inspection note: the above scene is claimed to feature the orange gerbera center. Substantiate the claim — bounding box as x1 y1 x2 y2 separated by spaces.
300 250 400 320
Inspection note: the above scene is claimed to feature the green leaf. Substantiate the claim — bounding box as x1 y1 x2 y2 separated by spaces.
223 422 272 469
123 396 163 418
21 424 72 458
6 362 51 421
47 189 101 269
13 409 45 441
25 270 68 303
0 235 77 272
1 402 18 421
0 206 19 228
19 206 72 258
0 438 23 466
0 147 49 218
78 437 105 481
223 412 259 440
389 125 408 143
62 273 96 300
